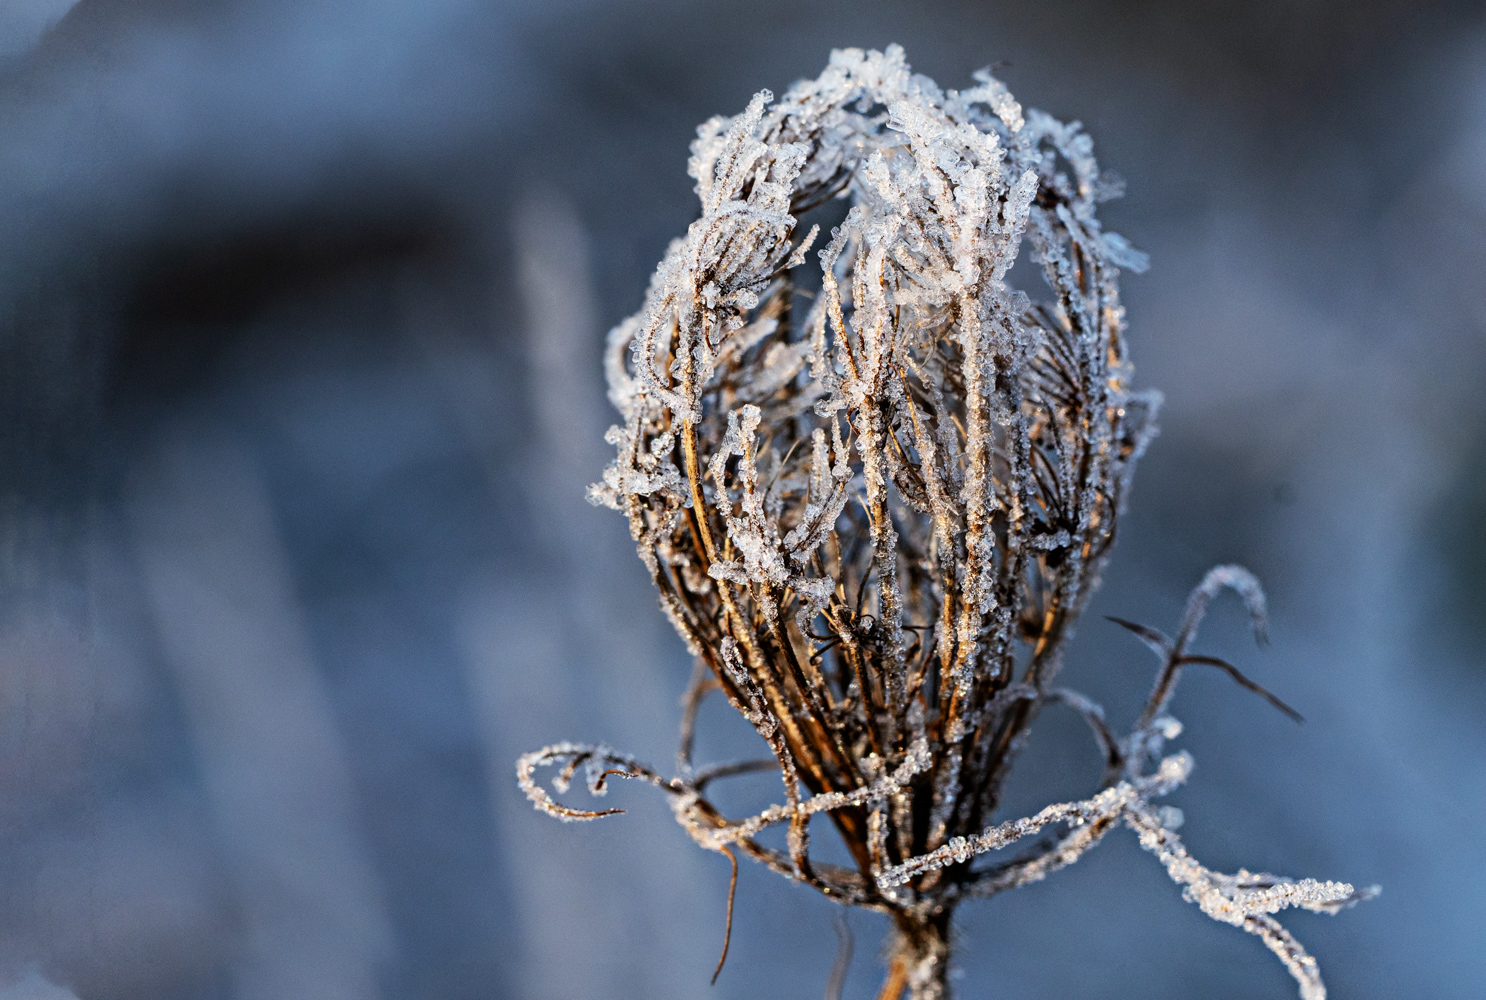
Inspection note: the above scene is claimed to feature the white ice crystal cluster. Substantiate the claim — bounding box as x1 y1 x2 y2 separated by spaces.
520 47 1374 1000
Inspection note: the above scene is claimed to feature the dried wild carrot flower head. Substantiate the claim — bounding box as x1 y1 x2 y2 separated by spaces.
519 46 1375 1000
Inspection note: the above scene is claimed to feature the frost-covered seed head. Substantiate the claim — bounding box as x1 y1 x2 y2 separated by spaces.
592 37 1155 861
524 46 1372 1000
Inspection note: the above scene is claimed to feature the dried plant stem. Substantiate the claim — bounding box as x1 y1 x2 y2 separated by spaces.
875 957 907 1000
712 845 739 985
880 912 951 1000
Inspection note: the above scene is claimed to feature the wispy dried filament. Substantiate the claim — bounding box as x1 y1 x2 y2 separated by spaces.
519 46 1374 1000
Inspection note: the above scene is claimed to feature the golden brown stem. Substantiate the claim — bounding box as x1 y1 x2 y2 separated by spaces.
876 956 908 1000
711 845 739 985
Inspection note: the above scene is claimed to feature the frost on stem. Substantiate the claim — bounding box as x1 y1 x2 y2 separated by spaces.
524 46 1375 999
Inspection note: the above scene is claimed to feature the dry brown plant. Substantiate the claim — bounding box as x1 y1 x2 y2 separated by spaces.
517 46 1376 999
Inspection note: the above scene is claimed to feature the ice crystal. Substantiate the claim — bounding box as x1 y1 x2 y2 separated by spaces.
524 46 1374 999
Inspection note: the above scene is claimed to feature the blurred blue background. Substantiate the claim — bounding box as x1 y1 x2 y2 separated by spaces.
0 1 1483 997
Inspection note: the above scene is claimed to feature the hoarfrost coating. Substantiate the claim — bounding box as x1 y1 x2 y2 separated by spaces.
522 46 1375 1000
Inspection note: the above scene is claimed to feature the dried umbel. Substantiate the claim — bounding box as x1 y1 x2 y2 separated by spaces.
519 47 1375 999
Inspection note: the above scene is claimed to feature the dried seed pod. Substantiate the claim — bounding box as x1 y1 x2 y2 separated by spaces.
526 46 1373 1000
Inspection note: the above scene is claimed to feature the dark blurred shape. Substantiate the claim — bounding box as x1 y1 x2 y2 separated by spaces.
110 208 465 412
1429 427 1486 664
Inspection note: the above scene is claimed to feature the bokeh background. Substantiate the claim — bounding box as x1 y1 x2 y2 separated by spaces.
0 1 1483 997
